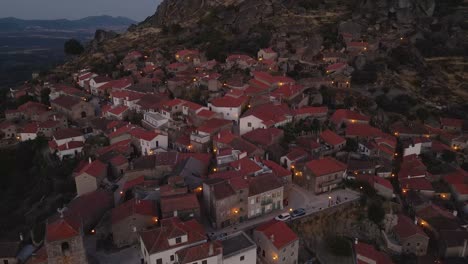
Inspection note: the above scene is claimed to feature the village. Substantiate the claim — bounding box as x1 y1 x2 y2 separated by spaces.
0 21 468 264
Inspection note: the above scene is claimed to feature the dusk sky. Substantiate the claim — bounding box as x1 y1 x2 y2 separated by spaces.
0 0 162 21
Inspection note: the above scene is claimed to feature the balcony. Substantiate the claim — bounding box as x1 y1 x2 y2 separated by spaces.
261 198 273 206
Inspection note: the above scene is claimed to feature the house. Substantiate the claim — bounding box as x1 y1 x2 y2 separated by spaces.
160 193 200 220
239 103 292 135
346 41 369 53
89 76 112 95
440 118 464 132
19 122 39 141
51 95 95 120
451 134 468 150
248 173 284 219
190 118 232 152
326 62 348 75
73 158 107 196
0 121 17 139
167 62 189 73
298 157 347 194
48 128 85 160
213 130 263 158
129 128 169 155
270 84 305 102
226 54 256 69
438 230 468 258
242 127 284 150
142 111 170 130
139 217 207 264
415 204 460 237
392 214 429 256
106 105 129 120
0 241 20 264
319 129 346 151
258 48 278 61
345 124 386 140
252 71 295 88
391 121 431 139
254 220 299 264
356 174 393 199
175 49 200 64
44 213 88 264
330 109 369 128
400 178 434 197
203 177 248 229
321 51 346 63
77 71 97 88
175 241 222 264
221 232 257 264
402 137 432 156
112 199 158 248
354 242 393 264
280 148 309 169
208 96 248 123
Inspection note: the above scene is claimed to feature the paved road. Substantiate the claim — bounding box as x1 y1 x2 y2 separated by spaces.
208 185 360 237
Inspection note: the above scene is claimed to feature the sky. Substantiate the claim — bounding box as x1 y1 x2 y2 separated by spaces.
0 0 162 22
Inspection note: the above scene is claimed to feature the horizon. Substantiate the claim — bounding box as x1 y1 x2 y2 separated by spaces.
0 0 161 22
0 15 138 22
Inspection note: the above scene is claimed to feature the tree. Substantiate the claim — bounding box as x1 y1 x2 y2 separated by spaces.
40 88 51 105
416 108 429 123
64 39 84 56
326 236 352 256
441 150 456 163
345 138 358 152
368 202 385 225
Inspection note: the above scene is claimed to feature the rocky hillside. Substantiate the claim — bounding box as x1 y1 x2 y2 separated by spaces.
61 0 467 106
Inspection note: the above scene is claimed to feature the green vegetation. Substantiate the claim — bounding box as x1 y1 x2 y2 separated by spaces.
367 202 385 225
64 38 85 55
0 138 77 238
326 235 352 256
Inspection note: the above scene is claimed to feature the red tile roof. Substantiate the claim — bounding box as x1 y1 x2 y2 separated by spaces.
394 214 427 239
242 127 283 146
256 220 298 249
74 159 107 178
416 204 456 220
140 217 206 254
176 49 199 57
111 90 144 101
320 129 345 146
109 154 128 166
243 103 291 126
443 169 468 185
46 215 81 242
400 178 433 191
176 241 222 263
51 95 81 110
129 128 160 141
440 118 464 128
346 124 385 138
197 118 232 134
271 84 304 99
285 148 308 161
210 96 248 108
53 128 82 140
107 105 129 116
160 193 200 215
196 109 218 119
293 106 328 117
111 199 157 224
326 62 347 72
306 157 347 177
452 184 468 195
331 109 369 125
123 176 145 191
249 173 283 195
261 159 291 179
354 242 393 264
230 157 263 175
22 122 39 133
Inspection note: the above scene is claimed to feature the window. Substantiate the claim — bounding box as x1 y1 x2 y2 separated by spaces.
170 255 174 261
4 260 9 264
262 250 265 257
248 122 252 127
417 243 420 246
156 259 162 264
240 256 245 261
61 242 70 255
291 242 295 247
283 257 286 261
283 248 286 252
176 237 182 244
202 261 207 264
250 199 255 205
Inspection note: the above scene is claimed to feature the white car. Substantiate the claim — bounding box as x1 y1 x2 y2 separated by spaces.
275 213 291 221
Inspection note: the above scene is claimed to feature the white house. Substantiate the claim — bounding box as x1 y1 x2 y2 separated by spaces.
208 96 248 123
175 241 223 264
257 48 278 61
142 112 170 130
130 129 168 155
19 122 39 141
77 72 97 88
239 103 292 135
254 220 299 264
48 128 85 160
89 76 111 94
139 218 207 264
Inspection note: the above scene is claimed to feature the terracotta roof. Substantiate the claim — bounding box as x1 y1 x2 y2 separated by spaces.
443 169 468 185
400 178 433 191
440 118 464 128
354 242 393 264
285 148 308 161
293 106 328 117
394 214 428 239
21 122 39 133
109 154 128 166
326 62 347 72
111 199 156 224
226 54 255 63
306 157 347 177
46 215 81 242
256 220 298 249
346 124 385 138
107 105 129 116
74 159 107 178
242 103 291 126
176 241 222 263
320 129 345 146
197 109 218 119
451 183 468 195
39 120 60 129
331 109 369 125
261 159 291 179
209 96 248 108
197 118 232 134
139 218 206 254
160 193 200 215
249 173 283 196
261 47 276 54
373 176 393 190
271 84 304 99
176 49 199 57
242 127 283 146
51 95 81 109
211 180 237 200
230 157 263 175
129 128 160 141
416 204 456 220
111 90 144 101
123 176 145 191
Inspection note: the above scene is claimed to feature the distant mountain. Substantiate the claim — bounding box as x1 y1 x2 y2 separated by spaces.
0 15 137 32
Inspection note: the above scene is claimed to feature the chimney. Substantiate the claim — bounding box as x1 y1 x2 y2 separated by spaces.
19 233 23 241
270 234 274 242
453 210 458 217
209 243 214 256
414 218 418 225
88 157 92 164
113 127 117 132
218 132 221 139
354 238 358 245
462 239 467 257
174 210 178 217
53 115 56 121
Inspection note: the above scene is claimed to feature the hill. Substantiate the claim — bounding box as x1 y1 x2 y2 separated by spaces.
0 15 136 32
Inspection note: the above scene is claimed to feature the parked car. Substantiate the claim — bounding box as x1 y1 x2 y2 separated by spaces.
291 208 306 218
275 213 291 221
210 232 228 241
